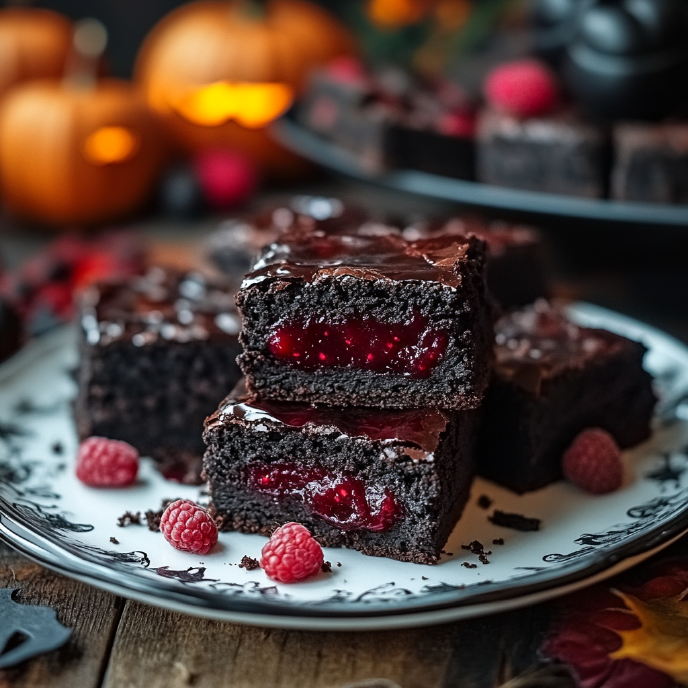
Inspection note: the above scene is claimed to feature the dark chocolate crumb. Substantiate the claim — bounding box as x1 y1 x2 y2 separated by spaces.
493 538 504 545
422 576 428 580
52 441 64 455
479 553 490 565
239 555 260 571
117 511 141 528
109 537 119 545
321 561 332 573
336 562 342 567
489 510 541 532
477 494 492 510
145 499 178 532
462 562 477 569
145 510 162 532
461 540 485 555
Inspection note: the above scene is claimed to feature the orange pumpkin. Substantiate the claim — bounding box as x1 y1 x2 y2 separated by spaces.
0 8 72 95
0 79 166 227
135 0 356 176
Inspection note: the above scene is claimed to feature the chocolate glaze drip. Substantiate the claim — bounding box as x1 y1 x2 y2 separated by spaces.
80 267 240 347
215 393 450 455
494 300 626 394
243 230 481 288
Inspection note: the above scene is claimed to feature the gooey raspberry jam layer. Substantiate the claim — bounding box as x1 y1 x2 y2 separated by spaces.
248 462 402 532
267 312 448 379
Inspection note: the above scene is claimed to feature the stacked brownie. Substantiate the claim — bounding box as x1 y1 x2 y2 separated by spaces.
203 222 494 563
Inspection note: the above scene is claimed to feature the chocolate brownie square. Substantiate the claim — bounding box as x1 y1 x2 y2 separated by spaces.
477 109 608 198
612 122 688 204
405 217 550 310
203 384 478 564
74 267 242 484
236 229 493 410
477 301 656 493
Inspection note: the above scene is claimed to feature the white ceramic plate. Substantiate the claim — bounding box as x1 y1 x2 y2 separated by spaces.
1 303 688 631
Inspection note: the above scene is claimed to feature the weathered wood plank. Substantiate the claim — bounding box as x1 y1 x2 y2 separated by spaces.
0 543 123 688
103 600 462 688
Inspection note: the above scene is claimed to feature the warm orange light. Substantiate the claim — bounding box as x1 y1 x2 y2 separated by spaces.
83 126 139 165
367 0 432 28
172 81 294 129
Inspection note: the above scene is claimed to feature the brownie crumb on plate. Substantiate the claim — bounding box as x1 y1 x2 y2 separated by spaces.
52 441 64 454
117 511 141 528
493 538 505 545
477 495 492 510
462 562 477 569
239 555 260 571
109 537 119 545
489 510 541 532
321 561 332 573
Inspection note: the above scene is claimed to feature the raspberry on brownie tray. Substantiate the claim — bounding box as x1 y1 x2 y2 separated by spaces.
476 300 656 494
236 228 493 410
74 266 242 484
203 381 478 564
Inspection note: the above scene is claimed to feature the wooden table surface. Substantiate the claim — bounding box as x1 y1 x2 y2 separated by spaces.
3 534 688 688
0 541 568 688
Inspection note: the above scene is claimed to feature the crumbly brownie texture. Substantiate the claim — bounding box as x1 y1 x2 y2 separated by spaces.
477 301 656 493
74 267 242 484
477 109 608 199
612 123 688 204
405 217 549 310
236 230 493 410
203 388 477 564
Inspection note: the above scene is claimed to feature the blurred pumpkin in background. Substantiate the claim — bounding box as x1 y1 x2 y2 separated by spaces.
135 0 356 177
0 20 167 228
0 7 72 96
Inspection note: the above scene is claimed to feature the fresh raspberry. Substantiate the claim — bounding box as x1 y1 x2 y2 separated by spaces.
260 522 324 583
562 429 624 495
76 436 139 487
160 499 218 555
484 59 558 118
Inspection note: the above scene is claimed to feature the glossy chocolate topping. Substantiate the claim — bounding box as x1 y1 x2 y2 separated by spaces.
494 300 627 394
243 230 481 288
80 266 241 347
403 217 540 257
214 393 450 456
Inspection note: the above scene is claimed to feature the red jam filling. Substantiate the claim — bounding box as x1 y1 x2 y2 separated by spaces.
267 312 447 379
248 462 402 532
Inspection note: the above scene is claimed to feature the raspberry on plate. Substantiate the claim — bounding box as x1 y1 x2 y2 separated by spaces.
484 59 558 118
160 500 218 555
562 428 624 495
260 523 324 583
76 436 139 487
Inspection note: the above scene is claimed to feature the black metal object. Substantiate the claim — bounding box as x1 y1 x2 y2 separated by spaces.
0 588 72 669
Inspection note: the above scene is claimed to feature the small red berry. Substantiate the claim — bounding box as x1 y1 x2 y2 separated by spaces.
193 149 258 211
260 522 324 583
484 59 558 118
562 429 624 495
76 436 139 487
160 499 218 555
